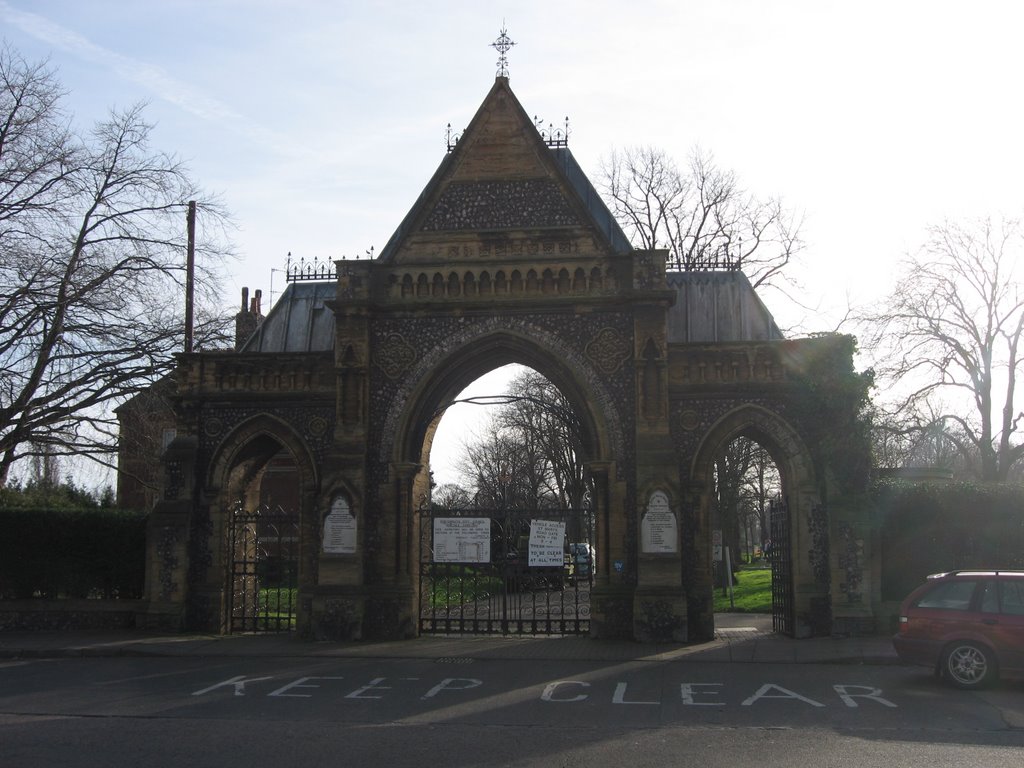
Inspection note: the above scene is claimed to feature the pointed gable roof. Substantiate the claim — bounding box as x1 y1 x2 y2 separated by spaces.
378 77 631 263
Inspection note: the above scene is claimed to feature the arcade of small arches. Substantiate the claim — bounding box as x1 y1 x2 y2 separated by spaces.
390 264 617 300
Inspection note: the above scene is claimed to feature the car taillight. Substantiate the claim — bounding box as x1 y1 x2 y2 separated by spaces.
898 615 909 633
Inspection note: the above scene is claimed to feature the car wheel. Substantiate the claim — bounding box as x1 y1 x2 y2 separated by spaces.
942 642 997 689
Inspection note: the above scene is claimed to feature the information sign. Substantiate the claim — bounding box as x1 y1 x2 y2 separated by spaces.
433 518 491 563
528 519 566 567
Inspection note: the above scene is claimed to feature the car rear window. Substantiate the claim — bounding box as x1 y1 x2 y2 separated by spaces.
981 580 999 612
1001 580 1024 616
916 580 977 610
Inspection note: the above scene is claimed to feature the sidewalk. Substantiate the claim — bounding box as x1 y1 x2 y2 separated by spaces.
0 614 900 666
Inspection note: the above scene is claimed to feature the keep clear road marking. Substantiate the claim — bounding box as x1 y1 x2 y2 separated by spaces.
192 676 897 708
191 675 274 697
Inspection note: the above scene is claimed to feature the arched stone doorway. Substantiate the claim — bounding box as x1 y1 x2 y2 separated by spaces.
690 405 829 638
197 417 319 634
388 332 620 635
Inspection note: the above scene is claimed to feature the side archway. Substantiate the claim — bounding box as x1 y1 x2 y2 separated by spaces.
194 415 321 634
689 404 830 638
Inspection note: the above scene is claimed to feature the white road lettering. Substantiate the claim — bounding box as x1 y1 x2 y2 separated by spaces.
422 678 483 699
268 676 345 698
541 681 590 702
742 684 824 707
191 675 273 697
680 683 724 705
188 675 898 709
833 685 897 708
345 677 392 699
612 683 657 705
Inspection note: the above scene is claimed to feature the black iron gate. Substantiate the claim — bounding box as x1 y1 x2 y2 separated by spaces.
419 507 594 635
228 502 300 633
769 496 794 636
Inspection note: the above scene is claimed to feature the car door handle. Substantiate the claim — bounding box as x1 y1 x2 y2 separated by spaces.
982 619 998 625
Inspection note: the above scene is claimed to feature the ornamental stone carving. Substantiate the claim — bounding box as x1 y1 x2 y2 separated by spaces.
377 334 417 379
586 327 631 374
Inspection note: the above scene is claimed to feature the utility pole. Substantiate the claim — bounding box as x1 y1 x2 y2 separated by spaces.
184 200 196 353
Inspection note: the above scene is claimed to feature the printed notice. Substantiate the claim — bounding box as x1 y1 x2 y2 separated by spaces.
641 491 678 554
433 518 491 563
323 497 357 554
529 519 566 567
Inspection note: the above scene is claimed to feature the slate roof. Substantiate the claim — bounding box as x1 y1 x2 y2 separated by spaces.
666 271 784 343
238 281 335 353
550 147 632 255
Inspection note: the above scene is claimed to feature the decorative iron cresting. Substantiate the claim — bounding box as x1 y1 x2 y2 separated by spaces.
447 116 569 152
665 239 743 273
534 115 570 148
446 123 463 152
285 252 335 282
285 249 373 282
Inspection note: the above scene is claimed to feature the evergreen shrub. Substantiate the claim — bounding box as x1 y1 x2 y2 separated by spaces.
0 507 146 599
875 479 1024 601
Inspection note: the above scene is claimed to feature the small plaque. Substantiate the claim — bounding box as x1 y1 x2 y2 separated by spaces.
323 496 357 554
641 490 678 554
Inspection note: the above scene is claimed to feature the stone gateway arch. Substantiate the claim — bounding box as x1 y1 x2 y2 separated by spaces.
139 75 875 643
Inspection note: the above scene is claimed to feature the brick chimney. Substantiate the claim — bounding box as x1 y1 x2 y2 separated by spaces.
235 287 264 350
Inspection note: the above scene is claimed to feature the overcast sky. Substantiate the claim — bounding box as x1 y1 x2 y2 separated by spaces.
4 0 1023 485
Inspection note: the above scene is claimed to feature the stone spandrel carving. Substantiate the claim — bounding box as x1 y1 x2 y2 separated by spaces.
376 334 417 379
586 327 632 374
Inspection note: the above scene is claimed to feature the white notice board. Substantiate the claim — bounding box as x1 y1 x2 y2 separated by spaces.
433 518 491 563
528 519 566 566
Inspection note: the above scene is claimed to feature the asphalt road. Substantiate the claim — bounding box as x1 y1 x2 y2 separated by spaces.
1 656 1022 767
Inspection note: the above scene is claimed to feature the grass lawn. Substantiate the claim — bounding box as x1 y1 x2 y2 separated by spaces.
713 567 772 613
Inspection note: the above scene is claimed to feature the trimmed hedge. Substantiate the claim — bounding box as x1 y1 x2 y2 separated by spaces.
0 507 146 600
875 479 1024 601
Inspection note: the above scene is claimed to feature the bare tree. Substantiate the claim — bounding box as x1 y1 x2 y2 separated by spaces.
430 482 473 511
0 46 229 485
599 146 802 291
738 440 779 557
714 437 780 575
458 421 553 511
870 401 977 478
453 370 590 512
498 371 589 510
860 217 1024 482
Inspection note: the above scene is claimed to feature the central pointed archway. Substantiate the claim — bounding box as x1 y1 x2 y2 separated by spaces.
393 333 619 635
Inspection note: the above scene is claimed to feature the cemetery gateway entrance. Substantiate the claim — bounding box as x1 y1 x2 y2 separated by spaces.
141 67 877 643
419 506 595 635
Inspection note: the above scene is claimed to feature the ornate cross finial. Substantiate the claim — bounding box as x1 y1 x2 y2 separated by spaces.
490 24 515 78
